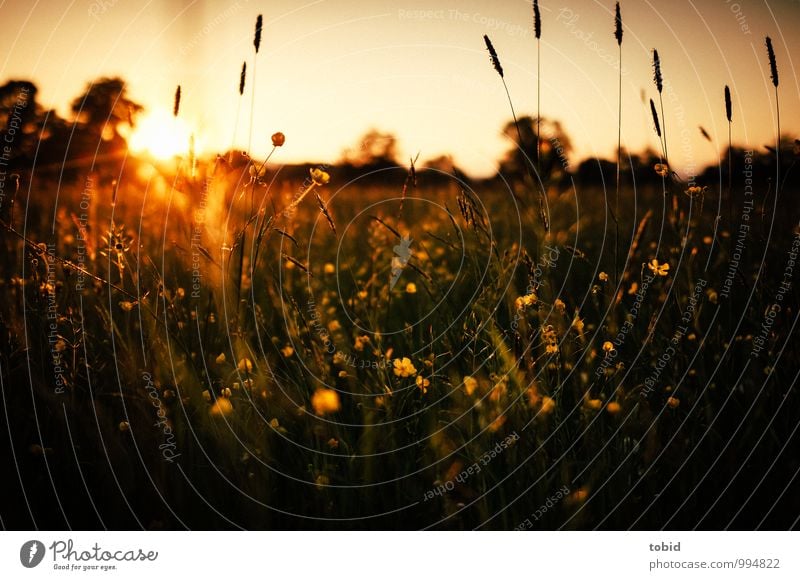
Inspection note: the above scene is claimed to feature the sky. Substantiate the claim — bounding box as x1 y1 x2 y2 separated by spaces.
1 0 799 178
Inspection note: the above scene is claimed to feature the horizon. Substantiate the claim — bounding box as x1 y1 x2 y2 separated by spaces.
1 0 799 179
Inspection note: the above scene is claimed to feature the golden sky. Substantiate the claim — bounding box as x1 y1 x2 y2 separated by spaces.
1 0 799 177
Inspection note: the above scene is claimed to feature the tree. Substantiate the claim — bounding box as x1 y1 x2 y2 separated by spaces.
340 128 398 167
70 77 143 148
498 116 573 186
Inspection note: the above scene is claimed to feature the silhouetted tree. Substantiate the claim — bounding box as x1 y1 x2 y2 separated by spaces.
70 77 143 151
340 128 398 167
497 116 572 188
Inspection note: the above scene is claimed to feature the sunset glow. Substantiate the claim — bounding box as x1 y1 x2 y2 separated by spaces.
127 109 196 160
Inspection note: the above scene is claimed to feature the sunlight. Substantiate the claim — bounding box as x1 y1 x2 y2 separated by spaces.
128 108 196 160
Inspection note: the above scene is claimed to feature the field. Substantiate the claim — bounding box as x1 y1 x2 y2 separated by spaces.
2 6 800 532
2 138 798 530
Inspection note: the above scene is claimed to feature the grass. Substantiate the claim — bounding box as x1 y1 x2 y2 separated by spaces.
1 12 799 532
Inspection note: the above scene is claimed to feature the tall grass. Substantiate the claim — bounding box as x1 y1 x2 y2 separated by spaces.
614 2 623 286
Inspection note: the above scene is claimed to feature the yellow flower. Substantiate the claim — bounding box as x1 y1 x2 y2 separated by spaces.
540 396 556 414
310 167 330 186
238 358 254 372
210 398 233 417
311 388 341 415
118 421 130 432
647 259 670 277
598 271 609 282
554 298 566 314
654 163 669 177
526 386 540 408
215 353 226 364
628 282 639 295
684 185 704 197
667 396 680 409
602 341 615 354
607 401 621 415
515 292 538 310
464 376 479 396
328 320 341 332
281 346 294 358
416 375 430 394
323 263 336 275
585 397 603 410
119 301 135 311
354 335 370 351
542 325 559 354
572 315 585 334
393 357 417 378
405 282 417 294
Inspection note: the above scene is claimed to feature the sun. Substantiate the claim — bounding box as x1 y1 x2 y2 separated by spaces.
127 109 196 160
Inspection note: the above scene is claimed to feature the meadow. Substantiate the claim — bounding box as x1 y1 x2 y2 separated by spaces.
1 7 799 531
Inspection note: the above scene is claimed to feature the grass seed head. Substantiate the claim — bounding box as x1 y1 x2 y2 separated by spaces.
614 2 623 46
484 35 504 78
724 85 732 123
173 85 181 117
653 49 663 93
765 36 778 87
254 14 263 53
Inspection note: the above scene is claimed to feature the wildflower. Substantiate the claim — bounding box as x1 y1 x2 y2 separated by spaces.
515 292 538 310
585 397 603 410
310 168 330 186
488 414 507 432
598 271 609 282
628 282 639 295
416 375 430 394
393 357 417 378
324 263 336 274
540 396 556 414
526 386 540 408
176 287 185 299
647 259 670 277
554 298 566 314
271 132 286 147
281 345 294 358
311 388 341 415
667 396 680 409
602 341 615 354
571 315 585 334
654 163 669 177
222 387 232 397
328 320 341 332
338 370 347 378
607 401 621 415
707 289 718 304
238 358 254 372
210 398 233 417
464 376 479 396
542 325 559 354
684 185 704 198
202 390 212 402
327 438 339 449
354 335 370 352
119 301 135 311
215 353 226 364
118 421 130 432
405 282 417 294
